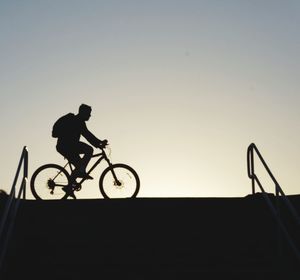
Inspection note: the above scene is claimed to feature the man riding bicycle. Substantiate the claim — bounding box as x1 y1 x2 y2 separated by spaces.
52 104 108 179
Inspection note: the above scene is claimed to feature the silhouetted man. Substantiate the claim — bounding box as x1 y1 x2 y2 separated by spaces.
52 104 107 179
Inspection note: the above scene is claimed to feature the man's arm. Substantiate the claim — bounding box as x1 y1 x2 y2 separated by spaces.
82 123 103 147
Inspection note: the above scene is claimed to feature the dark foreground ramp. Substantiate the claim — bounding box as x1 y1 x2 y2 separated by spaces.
1 194 300 280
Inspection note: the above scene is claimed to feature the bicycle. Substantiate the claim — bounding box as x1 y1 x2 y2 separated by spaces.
30 146 140 199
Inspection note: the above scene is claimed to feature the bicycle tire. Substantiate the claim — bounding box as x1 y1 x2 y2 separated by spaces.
30 164 71 200
99 163 140 199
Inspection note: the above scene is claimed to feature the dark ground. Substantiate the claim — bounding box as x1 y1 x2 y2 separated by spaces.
0 193 300 280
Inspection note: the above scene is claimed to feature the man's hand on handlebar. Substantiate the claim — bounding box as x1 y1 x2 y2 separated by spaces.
99 139 108 149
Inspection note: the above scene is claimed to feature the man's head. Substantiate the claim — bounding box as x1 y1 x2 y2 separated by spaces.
78 104 92 121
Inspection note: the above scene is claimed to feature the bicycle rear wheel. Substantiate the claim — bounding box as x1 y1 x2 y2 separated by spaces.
30 164 71 200
99 163 140 199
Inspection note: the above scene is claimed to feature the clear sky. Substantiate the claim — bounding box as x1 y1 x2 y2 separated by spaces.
1 0 300 199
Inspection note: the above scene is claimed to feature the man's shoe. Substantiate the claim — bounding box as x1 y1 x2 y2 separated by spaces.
76 171 93 180
62 187 77 199
72 169 93 180
82 173 93 180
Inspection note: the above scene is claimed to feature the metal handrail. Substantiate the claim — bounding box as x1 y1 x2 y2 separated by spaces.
247 143 300 262
247 143 300 224
0 146 28 272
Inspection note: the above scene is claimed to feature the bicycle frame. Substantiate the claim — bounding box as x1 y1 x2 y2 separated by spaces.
62 148 118 186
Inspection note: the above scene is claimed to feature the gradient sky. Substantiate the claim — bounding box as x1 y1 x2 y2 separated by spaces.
1 0 300 199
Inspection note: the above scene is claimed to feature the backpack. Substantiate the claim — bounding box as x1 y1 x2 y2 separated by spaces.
52 113 75 138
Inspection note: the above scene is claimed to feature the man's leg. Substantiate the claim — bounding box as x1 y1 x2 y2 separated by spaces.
57 142 93 179
76 142 93 173
56 144 82 170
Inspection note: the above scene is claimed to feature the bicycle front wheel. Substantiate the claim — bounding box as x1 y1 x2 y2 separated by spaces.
30 164 71 200
99 164 140 199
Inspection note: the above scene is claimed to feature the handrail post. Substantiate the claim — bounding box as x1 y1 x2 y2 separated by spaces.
275 183 283 264
247 144 255 194
250 148 255 194
23 147 28 199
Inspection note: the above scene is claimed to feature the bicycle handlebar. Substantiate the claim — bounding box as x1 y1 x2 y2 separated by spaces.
98 139 109 150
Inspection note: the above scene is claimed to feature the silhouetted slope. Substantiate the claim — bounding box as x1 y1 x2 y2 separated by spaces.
1 194 300 280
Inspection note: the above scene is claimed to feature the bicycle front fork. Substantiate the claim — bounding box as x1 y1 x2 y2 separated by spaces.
110 166 122 186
